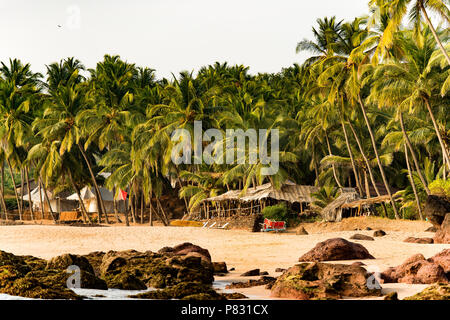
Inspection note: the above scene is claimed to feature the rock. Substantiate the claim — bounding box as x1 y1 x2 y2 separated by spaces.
240 269 260 276
226 276 277 289
373 230 386 237
99 248 214 289
130 282 224 300
351 262 366 267
350 234 375 241
45 253 106 290
298 238 375 262
381 253 448 284
229 267 235 271
423 195 450 228
365 227 372 231
271 262 381 300
221 292 248 300
425 226 438 232
104 271 147 290
428 249 450 274
171 243 212 263
384 292 398 300
403 237 434 244
404 283 450 300
260 271 269 276
296 226 308 235
82 251 105 276
212 262 228 274
275 268 286 273
47 253 95 274
99 252 127 276
434 213 450 244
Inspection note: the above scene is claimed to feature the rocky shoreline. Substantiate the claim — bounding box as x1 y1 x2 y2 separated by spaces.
0 239 448 300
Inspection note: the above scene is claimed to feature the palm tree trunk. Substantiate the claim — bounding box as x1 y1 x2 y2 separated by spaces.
40 177 56 223
19 169 24 218
149 191 153 226
358 95 400 219
341 121 363 196
424 98 450 170
0 164 8 220
38 177 44 219
399 112 431 194
404 144 424 220
6 159 22 220
363 170 371 198
25 167 34 220
419 3 450 65
77 143 107 224
325 131 343 188
112 187 122 223
67 170 92 224
140 192 144 224
348 121 382 197
156 197 169 226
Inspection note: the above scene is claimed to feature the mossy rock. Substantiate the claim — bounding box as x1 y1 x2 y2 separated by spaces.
104 272 147 290
130 282 222 300
404 283 450 300
3 270 81 300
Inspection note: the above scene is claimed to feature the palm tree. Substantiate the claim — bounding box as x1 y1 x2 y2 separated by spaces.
369 0 450 64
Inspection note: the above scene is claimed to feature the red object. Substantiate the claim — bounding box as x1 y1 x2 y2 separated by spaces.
117 189 128 200
262 218 286 232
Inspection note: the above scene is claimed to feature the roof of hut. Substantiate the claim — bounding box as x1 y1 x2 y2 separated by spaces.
341 194 398 209
321 191 361 222
204 181 320 204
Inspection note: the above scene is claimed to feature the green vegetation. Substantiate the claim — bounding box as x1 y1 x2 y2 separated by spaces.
262 203 289 222
0 1 449 223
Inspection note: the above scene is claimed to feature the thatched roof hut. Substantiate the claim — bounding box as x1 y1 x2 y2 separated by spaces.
204 181 319 204
321 191 361 222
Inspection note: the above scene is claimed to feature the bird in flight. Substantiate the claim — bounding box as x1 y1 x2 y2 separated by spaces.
57 25 62 28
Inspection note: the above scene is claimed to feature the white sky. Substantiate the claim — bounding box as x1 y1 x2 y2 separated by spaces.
0 0 370 79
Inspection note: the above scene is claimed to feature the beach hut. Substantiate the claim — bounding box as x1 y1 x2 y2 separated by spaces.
23 187 78 213
198 181 320 219
66 186 126 213
321 191 361 222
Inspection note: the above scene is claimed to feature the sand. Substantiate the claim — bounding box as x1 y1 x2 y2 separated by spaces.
0 217 448 300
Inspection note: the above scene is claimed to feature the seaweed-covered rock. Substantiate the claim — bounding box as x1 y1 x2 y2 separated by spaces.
212 262 228 274
99 248 214 290
82 251 105 276
299 238 375 262
104 271 147 290
226 276 277 289
384 292 398 300
130 282 224 300
271 262 381 300
350 234 375 241
404 283 450 300
221 292 248 300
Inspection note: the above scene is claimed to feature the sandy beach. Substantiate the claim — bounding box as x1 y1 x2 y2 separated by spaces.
0 217 448 299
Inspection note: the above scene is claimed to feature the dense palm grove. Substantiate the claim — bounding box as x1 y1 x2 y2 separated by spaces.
0 1 449 224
